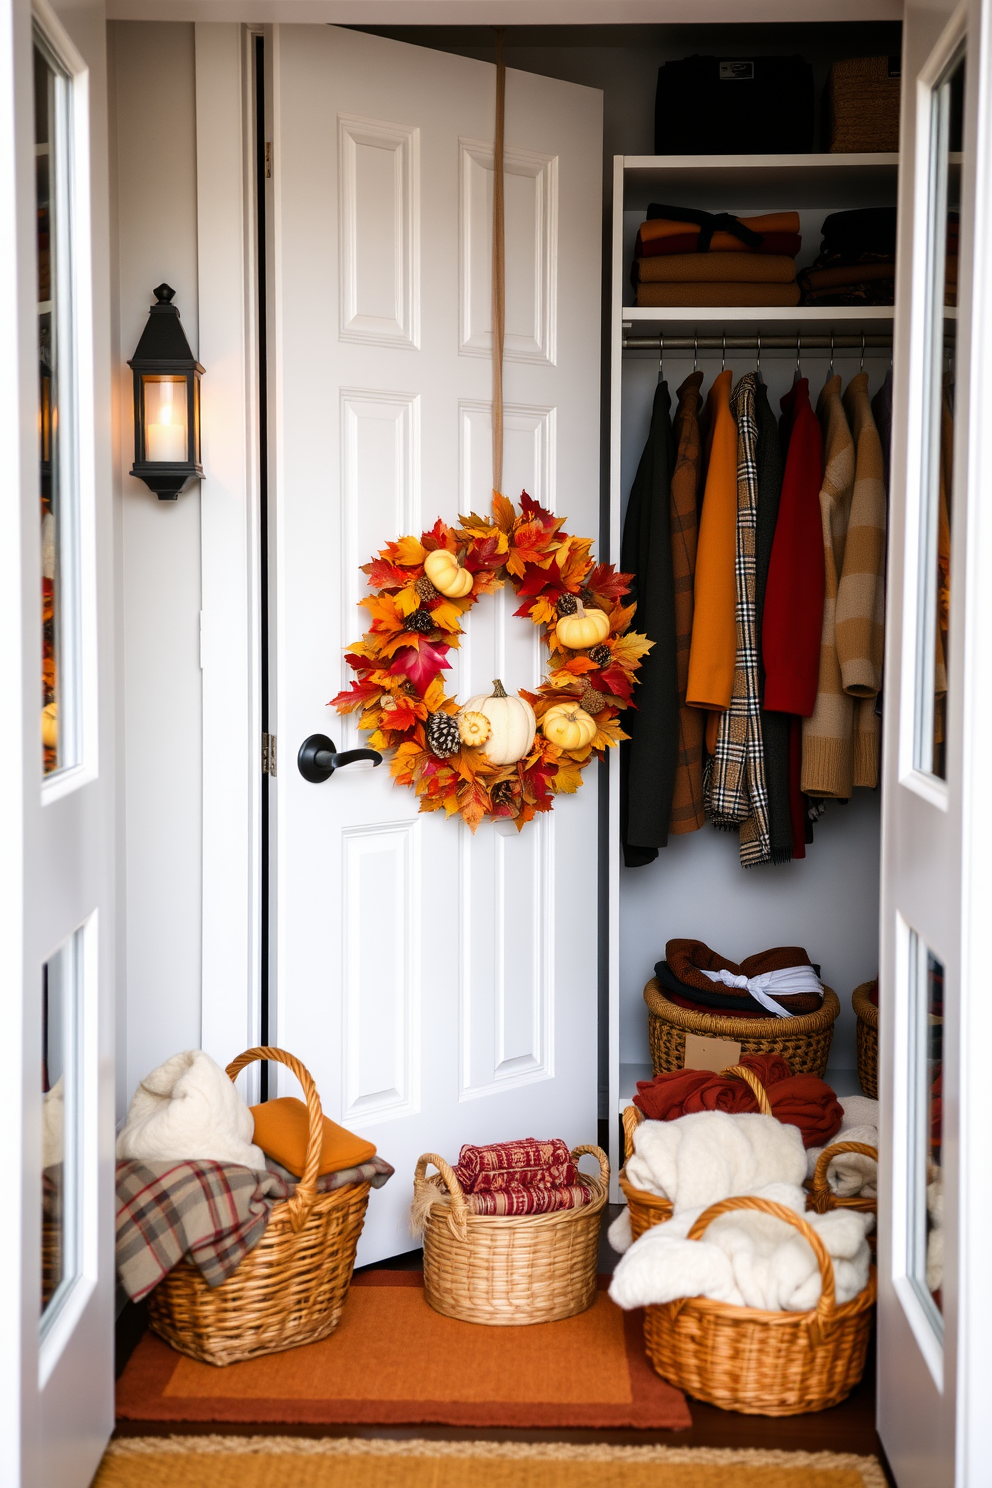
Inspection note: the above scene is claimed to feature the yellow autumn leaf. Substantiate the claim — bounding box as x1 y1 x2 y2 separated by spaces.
395 535 427 566
491 492 517 533
611 630 655 667
553 761 585 794
429 599 466 633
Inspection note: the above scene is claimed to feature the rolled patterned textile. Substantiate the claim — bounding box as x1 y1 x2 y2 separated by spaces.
457 1183 594 1217
453 1136 578 1193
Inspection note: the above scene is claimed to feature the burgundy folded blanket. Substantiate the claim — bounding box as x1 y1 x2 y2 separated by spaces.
454 1137 577 1194
637 230 802 259
665 938 824 1015
634 1054 843 1149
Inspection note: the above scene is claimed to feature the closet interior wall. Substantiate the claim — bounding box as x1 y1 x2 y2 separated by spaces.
357 21 900 1138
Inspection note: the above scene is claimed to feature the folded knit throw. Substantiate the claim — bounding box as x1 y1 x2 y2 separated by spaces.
453 1137 578 1193
664 938 823 1015
633 1054 843 1149
624 1109 807 1212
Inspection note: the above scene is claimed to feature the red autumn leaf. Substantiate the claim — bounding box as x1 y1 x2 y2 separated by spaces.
381 699 422 732
388 640 451 694
343 652 373 672
516 557 565 598
585 563 634 605
365 557 412 589
519 491 562 532
422 517 453 552
463 533 506 573
330 678 382 712
597 663 634 704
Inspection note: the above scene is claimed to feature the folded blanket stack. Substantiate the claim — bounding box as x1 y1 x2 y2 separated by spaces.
622 1107 808 1216
798 207 897 306
632 206 801 307
634 1054 843 1150
654 938 825 1018
609 1181 873 1313
452 1137 591 1216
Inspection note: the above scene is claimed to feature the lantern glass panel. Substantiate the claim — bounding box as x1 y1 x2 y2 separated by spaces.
143 374 189 463
193 374 201 465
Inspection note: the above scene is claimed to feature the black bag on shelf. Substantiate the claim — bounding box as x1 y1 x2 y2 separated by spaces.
655 55 815 155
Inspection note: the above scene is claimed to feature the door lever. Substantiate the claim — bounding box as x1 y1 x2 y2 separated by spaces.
297 733 383 783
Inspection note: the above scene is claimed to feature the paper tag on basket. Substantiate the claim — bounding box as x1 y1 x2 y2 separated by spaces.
683 1033 742 1072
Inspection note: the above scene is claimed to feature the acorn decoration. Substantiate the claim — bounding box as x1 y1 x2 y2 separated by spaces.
556 592 578 616
457 710 492 748
589 643 611 668
426 710 461 758
415 574 440 603
580 684 608 715
490 779 517 810
405 608 436 635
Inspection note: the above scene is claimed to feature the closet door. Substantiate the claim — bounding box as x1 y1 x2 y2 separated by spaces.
268 26 603 1263
879 2 992 1481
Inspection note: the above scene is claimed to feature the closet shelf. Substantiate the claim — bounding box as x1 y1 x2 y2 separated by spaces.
621 306 895 326
620 153 899 212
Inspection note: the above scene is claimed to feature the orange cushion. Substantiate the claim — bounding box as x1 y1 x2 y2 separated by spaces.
249 1097 376 1178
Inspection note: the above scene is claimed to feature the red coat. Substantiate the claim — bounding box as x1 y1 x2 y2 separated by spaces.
762 378 825 716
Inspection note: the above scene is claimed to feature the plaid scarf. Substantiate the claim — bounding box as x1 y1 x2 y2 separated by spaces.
705 373 771 865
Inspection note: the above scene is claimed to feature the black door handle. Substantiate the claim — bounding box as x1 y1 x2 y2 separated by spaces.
297 734 383 783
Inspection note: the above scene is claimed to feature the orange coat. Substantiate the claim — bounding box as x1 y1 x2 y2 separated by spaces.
686 368 738 729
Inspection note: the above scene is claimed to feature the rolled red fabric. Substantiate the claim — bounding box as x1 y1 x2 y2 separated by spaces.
459 1184 593 1217
633 1054 843 1149
454 1137 577 1193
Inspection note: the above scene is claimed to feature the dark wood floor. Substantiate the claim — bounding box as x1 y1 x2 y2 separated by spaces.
114 1206 894 1482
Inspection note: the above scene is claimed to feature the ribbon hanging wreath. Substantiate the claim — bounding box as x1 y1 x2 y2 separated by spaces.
331 495 652 832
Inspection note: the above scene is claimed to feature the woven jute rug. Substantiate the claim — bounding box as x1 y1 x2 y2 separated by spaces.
116 1274 690 1429
95 1436 888 1487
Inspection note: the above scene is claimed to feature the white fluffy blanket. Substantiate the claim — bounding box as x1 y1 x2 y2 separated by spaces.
623 1109 807 1215
609 1182 873 1313
116 1050 265 1168
805 1095 878 1198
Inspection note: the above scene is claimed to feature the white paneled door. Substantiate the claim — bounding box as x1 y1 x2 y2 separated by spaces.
269 26 603 1262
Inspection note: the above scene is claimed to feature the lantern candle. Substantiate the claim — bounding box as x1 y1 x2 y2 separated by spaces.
143 376 188 464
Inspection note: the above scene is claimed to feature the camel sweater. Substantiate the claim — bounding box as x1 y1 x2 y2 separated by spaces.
801 377 856 798
838 373 887 788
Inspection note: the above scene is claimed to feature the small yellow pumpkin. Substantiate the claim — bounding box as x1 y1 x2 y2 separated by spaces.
555 600 610 650
460 679 536 765
41 702 58 749
542 702 598 751
457 710 492 748
424 547 474 600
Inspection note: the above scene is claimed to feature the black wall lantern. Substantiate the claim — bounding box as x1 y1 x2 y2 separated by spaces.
128 284 204 500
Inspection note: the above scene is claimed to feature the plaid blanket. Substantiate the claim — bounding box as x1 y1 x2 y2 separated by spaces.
706 373 771 866
116 1155 393 1302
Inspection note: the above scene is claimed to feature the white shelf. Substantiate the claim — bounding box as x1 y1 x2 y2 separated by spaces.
621 153 899 213
621 306 895 326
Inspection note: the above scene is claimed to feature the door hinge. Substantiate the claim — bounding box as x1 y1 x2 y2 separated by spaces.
265 140 272 179
262 732 277 776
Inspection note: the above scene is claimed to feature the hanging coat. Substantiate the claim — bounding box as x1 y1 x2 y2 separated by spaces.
620 380 678 866
668 371 706 836
839 372 887 789
686 368 737 752
753 380 792 863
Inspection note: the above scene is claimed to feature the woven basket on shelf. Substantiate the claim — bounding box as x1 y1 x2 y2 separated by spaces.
644 978 840 1078
619 1066 772 1241
853 981 879 1099
643 1195 877 1416
414 1145 608 1326
146 1047 370 1367
826 57 901 154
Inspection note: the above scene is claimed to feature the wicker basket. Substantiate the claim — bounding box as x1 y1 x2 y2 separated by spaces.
146 1047 370 1366
826 57 901 154
644 978 840 1078
643 1195 877 1415
414 1145 608 1326
853 982 879 1099
619 1066 773 1241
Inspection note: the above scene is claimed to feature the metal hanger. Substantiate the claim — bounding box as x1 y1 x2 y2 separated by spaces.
793 331 802 385
721 332 726 373
693 334 698 373
755 330 762 380
829 332 835 380
658 331 665 385
860 332 866 374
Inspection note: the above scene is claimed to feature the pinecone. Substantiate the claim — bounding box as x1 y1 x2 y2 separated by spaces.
589 644 611 668
405 608 435 635
426 711 461 758
580 685 608 715
557 592 578 616
415 575 439 603
491 779 517 809
580 587 596 607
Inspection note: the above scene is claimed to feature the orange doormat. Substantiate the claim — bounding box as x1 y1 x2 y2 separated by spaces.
116 1272 691 1429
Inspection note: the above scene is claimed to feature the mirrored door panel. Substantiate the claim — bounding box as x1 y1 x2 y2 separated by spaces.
41 932 82 1329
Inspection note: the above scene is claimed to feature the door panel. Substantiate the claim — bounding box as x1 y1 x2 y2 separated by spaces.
270 25 602 1263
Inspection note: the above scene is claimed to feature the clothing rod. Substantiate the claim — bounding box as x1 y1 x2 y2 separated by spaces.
622 333 893 353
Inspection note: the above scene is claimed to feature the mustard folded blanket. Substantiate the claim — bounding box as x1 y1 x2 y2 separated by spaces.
635 253 797 284
635 282 802 308
639 211 802 243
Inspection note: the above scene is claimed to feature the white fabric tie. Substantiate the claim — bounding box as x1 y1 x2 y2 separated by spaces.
700 965 823 1020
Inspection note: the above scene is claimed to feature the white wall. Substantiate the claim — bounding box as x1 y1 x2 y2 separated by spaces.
110 21 203 1112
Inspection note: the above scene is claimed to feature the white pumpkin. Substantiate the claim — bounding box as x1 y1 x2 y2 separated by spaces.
459 679 536 766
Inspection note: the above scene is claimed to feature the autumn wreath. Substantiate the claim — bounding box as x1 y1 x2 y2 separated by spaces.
331 492 652 831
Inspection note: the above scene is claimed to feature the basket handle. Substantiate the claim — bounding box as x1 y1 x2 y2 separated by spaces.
414 1152 470 1240
572 1144 610 1189
226 1046 323 1233
720 1064 773 1115
686 1195 838 1342
622 1105 644 1161
808 1141 879 1214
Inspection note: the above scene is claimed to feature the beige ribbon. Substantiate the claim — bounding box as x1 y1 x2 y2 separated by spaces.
492 29 505 497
